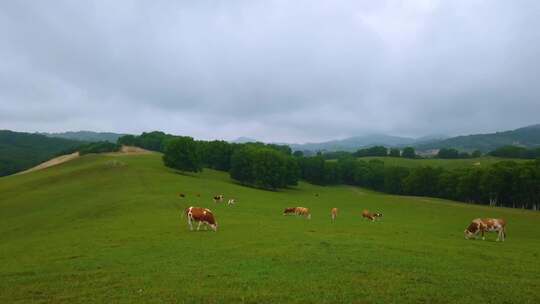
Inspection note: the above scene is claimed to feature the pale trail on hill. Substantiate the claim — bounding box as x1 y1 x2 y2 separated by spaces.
15 152 80 175
106 145 153 156
15 146 153 175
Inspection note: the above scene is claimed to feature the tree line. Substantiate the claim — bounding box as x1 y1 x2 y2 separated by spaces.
118 132 298 190
489 145 540 159
315 145 540 160
117 132 540 209
298 156 540 210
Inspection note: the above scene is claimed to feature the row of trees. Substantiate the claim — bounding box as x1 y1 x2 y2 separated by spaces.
489 145 540 159
437 148 482 159
117 131 175 152
304 145 538 160
78 142 121 155
353 146 417 158
230 146 299 190
120 132 297 190
297 156 540 210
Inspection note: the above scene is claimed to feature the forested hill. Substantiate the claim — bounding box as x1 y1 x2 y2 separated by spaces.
0 130 82 177
43 131 128 143
416 124 540 152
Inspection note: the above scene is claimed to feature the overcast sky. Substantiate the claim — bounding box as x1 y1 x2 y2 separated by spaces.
1 1 539 143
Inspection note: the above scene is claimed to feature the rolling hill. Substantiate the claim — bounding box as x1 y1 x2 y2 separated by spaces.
1 152 539 303
416 124 540 152
0 130 82 177
239 124 540 153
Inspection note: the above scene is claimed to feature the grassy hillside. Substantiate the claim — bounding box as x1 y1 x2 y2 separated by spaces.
0 130 82 177
356 156 525 170
1 153 539 303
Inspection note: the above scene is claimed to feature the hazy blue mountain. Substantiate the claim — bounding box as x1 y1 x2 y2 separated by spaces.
44 131 129 143
231 137 259 143
415 124 540 152
414 134 449 144
289 134 417 152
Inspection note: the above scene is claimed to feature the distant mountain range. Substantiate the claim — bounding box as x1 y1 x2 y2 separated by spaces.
43 131 129 143
232 134 448 152
288 134 420 152
232 124 540 153
230 137 259 144
415 124 540 152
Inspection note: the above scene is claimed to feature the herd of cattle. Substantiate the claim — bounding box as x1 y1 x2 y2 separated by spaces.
179 192 507 242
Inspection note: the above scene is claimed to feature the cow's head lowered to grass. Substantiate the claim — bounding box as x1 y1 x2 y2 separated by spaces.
185 207 218 232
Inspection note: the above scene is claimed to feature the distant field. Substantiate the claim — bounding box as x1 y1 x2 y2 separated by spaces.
357 156 526 170
1 154 539 303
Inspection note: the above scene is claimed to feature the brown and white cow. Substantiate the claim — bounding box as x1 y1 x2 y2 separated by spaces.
362 209 383 222
213 194 224 203
184 206 218 231
464 218 506 241
331 208 338 222
296 207 312 219
283 207 297 215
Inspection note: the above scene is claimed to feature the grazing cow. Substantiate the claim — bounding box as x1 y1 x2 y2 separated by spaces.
213 194 224 203
283 207 297 215
227 198 235 205
296 207 311 219
362 209 383 222
184 206 218 231
464 218 506 241
178 193 186 198
331 208 338 222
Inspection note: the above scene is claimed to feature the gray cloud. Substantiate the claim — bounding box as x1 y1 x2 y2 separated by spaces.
1 0 539 143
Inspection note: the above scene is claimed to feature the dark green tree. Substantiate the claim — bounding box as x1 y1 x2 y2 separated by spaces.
471 150 482 158
403 166 442 196
230 146 256 184
389 148 401 157
402 147 416 159
384 166 410 194
437 148 459 159
201 140 234 171
293 150 304 158
162 136 202 173
355 146 388 157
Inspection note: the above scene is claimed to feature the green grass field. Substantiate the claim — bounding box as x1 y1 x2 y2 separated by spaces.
1 153 539 303
357 156 525 170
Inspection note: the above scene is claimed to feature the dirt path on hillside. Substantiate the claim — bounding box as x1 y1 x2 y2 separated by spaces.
16 146 153 175
15 152 80 175
105 145 154 156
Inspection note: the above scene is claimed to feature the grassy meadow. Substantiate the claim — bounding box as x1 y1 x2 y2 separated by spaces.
1 153 539 303
356 156 526 170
